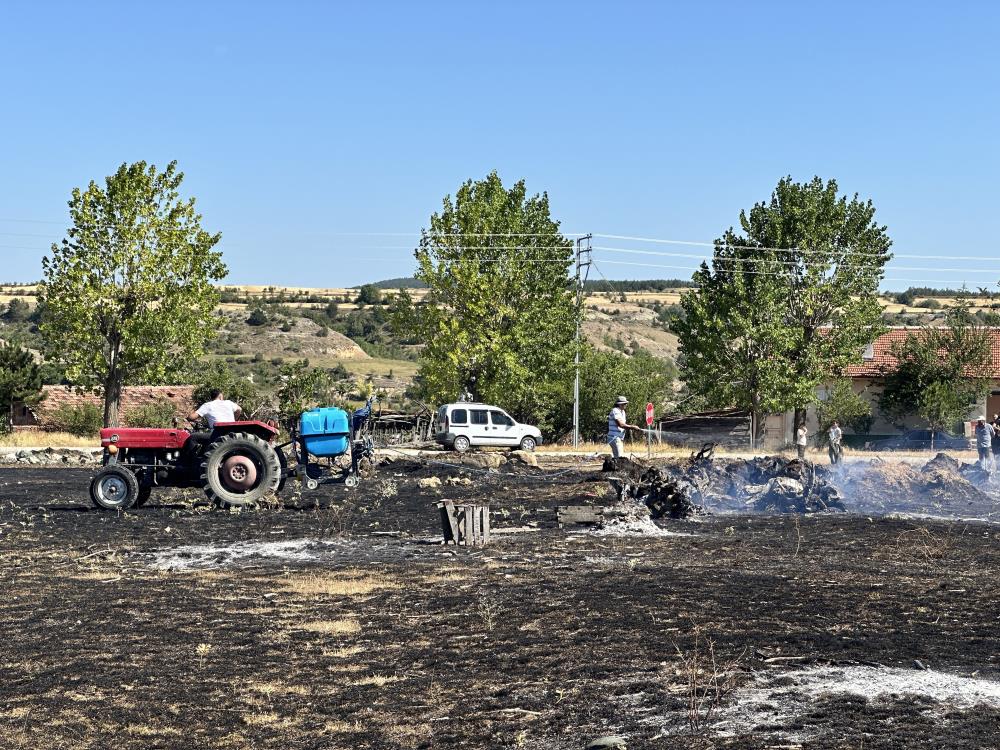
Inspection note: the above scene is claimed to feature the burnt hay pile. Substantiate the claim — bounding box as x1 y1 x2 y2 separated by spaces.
603 449 1000 521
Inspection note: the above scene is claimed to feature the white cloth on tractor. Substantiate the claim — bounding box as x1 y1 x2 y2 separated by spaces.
196 400 239 429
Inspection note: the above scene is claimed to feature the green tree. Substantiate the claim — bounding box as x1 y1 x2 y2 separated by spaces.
672 176 892 439
879 304 991 442
51 403 103 437
392 171 578 435
355 284 382 306
576 348 675 440
3 298 31 323
246 303 269 326
192 361 270 420
39 160 226 427
0 342 43 431
277 359 335 431
814 378 873 443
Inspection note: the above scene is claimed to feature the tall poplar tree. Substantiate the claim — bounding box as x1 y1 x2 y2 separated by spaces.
392 171 578 433
39 161 227 427
673 176 892 438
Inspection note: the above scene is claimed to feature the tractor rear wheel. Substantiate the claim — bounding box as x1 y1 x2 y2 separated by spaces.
90 466 140 511
201 432 281 507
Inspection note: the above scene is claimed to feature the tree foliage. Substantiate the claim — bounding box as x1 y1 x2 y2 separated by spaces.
576 348 674 441
0 342 43 432
879 305 992 434
355 284 382 306
191 361 270 420
3 299 31 323
392 172 578 434
672 176 891 435
276 359 337 431
814 378 873 441
39 160 226 427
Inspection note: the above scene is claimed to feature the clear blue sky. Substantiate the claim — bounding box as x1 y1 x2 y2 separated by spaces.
2 1 997 290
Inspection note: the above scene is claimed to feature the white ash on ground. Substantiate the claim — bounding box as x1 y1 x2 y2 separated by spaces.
710 665 1000 738
143 536 427 570
588 500 686 538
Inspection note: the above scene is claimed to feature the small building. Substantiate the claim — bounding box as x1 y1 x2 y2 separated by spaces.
13 385 196 431
771 328 1000 446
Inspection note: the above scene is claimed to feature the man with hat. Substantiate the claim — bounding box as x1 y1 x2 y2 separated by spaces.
975 416 995 473
607 396 641 459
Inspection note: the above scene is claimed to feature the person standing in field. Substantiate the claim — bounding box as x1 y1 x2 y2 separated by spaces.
975 416 995 473
795 423 808 460
607 396 641 459
828 420 843 465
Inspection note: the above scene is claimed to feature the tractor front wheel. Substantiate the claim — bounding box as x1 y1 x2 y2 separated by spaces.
90 466 140 511
201 432 281 507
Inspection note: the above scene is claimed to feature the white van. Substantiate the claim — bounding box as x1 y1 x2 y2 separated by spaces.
435 403 542 452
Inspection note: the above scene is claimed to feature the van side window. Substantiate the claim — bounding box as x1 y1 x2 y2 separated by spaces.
490 411 513 426
471 410 489 425
451 408 468 425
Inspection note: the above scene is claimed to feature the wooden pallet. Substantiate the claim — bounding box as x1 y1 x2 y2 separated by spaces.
556 505 604 528
438 501 491 545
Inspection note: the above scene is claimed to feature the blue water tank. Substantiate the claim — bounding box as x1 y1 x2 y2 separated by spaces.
299 407 350 457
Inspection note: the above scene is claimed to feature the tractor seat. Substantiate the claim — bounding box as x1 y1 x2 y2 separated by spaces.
187 430 214 446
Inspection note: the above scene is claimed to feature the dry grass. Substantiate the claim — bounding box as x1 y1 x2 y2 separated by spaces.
281 571 398 598
322 645 365 658
351 674 403 687
0 431 97 448
324 720 363 733
248 680 311 697
300 619 361 635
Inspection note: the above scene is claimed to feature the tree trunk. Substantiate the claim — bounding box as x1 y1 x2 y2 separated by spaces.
103 376 123 428
794 407 807 432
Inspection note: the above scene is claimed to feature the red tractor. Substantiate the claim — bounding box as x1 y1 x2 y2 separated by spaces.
88 402 376 510
90 421 286 510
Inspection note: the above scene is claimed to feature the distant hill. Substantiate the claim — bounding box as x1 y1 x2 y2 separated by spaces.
365 277 428 289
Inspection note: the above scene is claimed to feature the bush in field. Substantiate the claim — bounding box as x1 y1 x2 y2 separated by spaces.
51 403 103 436
126 399 178 428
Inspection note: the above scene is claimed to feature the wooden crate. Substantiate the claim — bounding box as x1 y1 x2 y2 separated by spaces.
438 501 491 546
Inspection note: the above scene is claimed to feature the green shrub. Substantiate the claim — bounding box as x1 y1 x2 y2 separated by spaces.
126 399 178 428
51 403 103 436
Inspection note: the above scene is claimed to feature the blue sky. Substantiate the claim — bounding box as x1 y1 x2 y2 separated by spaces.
1 1 997 289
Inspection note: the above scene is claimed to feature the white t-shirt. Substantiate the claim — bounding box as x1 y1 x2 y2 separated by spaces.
608 407 627 441
196 399 240 428
796 427 808 446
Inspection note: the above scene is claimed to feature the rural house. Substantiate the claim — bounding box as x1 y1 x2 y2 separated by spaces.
766 328 1000 447
13 385 197 431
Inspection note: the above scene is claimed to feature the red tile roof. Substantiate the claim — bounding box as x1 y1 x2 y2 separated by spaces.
18 385 196 428
844 328 1000 378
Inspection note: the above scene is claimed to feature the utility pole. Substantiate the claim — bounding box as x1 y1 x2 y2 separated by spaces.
573 234 592 448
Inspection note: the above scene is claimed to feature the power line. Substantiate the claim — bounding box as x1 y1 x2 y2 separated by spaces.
594 246 1000 274
592 233 1000 262
595 258 985 286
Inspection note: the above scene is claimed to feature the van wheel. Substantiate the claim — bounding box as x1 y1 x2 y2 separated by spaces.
519 436 537 452
453 436 471 453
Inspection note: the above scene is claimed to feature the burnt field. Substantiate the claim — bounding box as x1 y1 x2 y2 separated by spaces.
2 456 1000 749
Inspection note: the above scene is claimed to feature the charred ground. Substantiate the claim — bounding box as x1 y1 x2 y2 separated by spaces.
1 455 999 749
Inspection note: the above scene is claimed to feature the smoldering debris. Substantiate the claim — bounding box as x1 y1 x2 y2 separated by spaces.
604 449 845 519
603 449 1000 521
